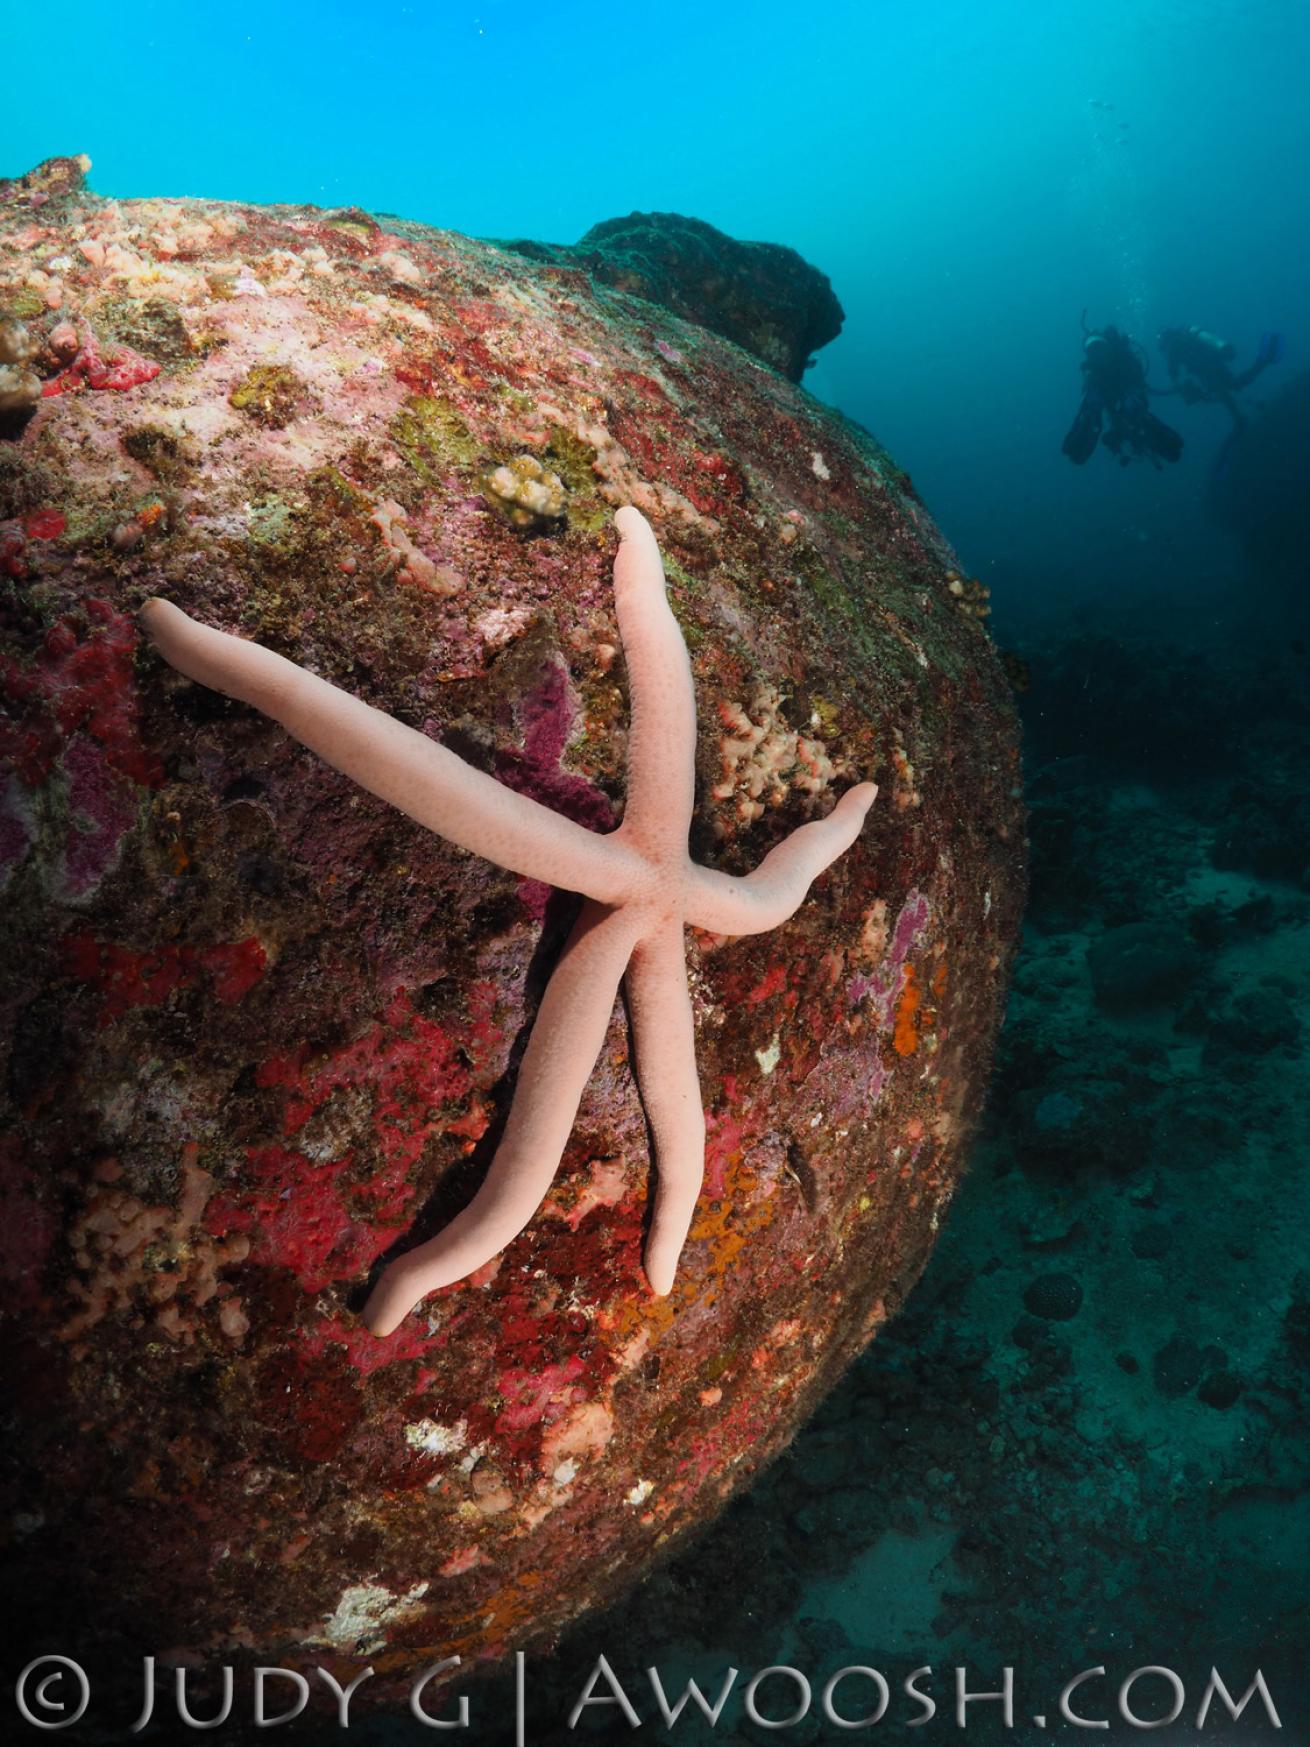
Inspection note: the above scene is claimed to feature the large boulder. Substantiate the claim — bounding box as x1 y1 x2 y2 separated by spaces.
1087 920 1203 1011
505 210 844 382
0 156 1023 1711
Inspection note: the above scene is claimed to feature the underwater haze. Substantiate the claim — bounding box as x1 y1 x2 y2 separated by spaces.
6 0 1309 633
7 2 1310 1743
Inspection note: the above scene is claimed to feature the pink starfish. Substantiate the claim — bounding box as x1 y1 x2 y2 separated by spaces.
139 508 877 1336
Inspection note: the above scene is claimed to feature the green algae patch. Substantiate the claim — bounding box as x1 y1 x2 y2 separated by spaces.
543 425 598 489
392 394 480 480
304 464 372 520
808 694 842 737
661 555 709 650
5 289 45 320
544 425 608 532
122 425 197 484
229 363 308 428
789 542 887 662
95 296 195 367
247 494 296 551
324 210 381 244
0 448 56 518
55 496 132 550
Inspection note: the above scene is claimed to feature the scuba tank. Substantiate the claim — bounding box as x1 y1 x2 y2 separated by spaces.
1187 326 1236 361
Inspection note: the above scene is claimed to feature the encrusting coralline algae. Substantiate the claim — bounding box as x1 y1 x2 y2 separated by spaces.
0 153 1023 1709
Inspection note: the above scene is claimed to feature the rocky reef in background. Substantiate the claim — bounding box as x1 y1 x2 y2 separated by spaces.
0 154 1022 1715
1208 366 1310 620
505 211 844 383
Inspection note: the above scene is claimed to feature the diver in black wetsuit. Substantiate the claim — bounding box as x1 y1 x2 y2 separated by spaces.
1158 325 1284 430
1062 322 1184 468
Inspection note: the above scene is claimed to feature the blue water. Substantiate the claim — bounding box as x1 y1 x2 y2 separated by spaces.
7 0 1308 632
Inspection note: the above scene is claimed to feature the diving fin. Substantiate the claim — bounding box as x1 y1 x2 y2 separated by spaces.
1258 331 1285 366
1062 391 1103 465
1143 412 1183 465
1211 427 1239 484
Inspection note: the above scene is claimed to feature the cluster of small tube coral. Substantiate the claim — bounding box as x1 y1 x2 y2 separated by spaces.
946 572 992 619
712 684 845 826
0 316 40 413
482 452 567 529
0 307 159 422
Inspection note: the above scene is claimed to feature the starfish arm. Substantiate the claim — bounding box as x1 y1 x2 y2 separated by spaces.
623 919 705 1296
611 507 697 852
138 599 642 905
682 781 879 936
361 899 641 1336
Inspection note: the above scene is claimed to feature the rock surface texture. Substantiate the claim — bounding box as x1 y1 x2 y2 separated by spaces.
0 156 1024 1704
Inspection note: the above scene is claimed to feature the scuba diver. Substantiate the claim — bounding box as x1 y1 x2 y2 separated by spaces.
1158 325 1284 430
1062 319 1184 468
